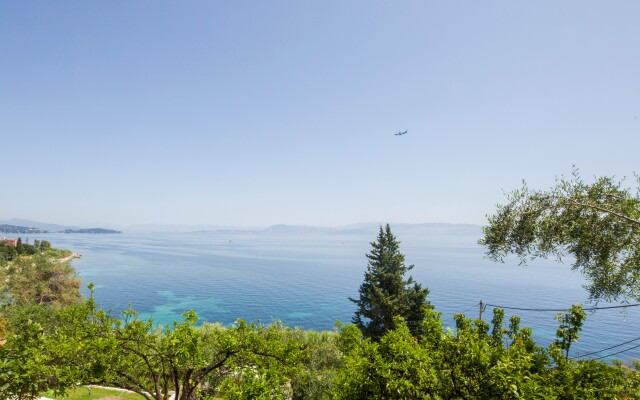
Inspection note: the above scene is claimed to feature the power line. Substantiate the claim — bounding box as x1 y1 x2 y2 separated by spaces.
452 303 481 316
587 342 640 361
483 303 640 312
573 335 640 359
480 300 640 360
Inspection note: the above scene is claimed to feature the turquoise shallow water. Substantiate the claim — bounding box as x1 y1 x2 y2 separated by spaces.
32 226 640 362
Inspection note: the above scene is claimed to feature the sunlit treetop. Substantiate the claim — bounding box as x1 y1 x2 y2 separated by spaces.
480 168 640 302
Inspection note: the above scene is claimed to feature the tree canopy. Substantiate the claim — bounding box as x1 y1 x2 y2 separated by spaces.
0 255 81 307
334 306 640 400
0 294 305 400
350 224 431 340
480 169 640 302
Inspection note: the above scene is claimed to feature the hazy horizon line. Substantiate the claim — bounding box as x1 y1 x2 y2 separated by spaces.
0 217 484 232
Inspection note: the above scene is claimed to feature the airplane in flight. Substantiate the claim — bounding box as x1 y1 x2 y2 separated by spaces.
395 130 407 136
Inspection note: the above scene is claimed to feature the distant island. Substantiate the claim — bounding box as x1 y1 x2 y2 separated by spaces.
62 228 121 234
0 223 120 234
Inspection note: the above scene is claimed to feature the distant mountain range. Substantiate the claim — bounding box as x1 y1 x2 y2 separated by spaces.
0 218 483 236
263 222 482 236
189 222 482 236
0 219 121 234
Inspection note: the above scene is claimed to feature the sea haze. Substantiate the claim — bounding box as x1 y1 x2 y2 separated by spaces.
31 224 640 361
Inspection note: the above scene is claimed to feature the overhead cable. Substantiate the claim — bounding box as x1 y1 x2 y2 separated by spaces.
573 335 640 359
587 342 640 361
483 303 640 312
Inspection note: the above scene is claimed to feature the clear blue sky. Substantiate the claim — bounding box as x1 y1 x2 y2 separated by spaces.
1 1 639 228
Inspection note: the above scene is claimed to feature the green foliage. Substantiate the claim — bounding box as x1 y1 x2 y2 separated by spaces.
42 246 72 259
0 300 107 400
3 297 640 399
480 168 640 302
82 307 304 400
0 254 81 307
30 240 51 252
44 386 146 400
613 360 640 399
214 320 304 400
0 239 58 262
553 304 586 360
334 306 640 399
0 317 53 399
1 293 307 400
350 224 431 340
16 237 38 256
334 317 439 399
0 245 17 262
288 329 342 400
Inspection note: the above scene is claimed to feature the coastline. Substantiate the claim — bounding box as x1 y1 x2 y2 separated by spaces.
60 253 82 263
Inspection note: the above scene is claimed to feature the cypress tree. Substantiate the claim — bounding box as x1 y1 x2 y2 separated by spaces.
349 224 431 340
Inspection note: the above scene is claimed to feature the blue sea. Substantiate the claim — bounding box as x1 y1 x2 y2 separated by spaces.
32 224 640 362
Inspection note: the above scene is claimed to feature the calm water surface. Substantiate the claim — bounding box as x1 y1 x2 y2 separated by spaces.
33 226 640 361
